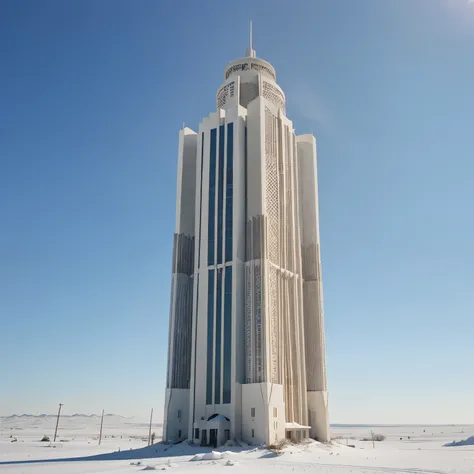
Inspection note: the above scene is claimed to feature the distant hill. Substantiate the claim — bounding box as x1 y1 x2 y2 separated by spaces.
1 413 127 419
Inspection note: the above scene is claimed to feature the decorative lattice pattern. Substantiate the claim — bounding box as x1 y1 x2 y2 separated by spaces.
216 81 235 109
225 62 250 79
268 265 279 383
251 62 276 80
265 107 280 265
225 61 276 80
262 81 285 110
286 127 296 273
254 263 262 382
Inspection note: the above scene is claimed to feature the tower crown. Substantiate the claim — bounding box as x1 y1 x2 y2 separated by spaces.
217 21 285 112
223 57 276 82
224 21 276 82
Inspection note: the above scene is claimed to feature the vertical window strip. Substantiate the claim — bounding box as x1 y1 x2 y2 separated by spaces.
214 268 223 404
217 125 225 264
225 123 234 263
244 126 248 233
192 131 205 421
206 269 215 405
208 129 217 266
223 266 232 404
198 133 204 269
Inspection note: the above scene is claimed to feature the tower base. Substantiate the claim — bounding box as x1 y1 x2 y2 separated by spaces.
307 391 330 442
163 388 189 444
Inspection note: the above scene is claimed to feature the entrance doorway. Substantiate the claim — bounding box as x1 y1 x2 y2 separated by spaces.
210 429 218 447
195 414 231 447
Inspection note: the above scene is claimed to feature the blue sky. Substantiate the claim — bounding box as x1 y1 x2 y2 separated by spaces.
1 0 473 423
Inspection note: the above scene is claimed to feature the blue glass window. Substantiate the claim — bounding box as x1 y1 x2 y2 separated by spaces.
208 129 217 266
216 125 225 264
225 123 233 263
223 267 232 404
206 270 215 405
198 133 204 269
214 268 223 404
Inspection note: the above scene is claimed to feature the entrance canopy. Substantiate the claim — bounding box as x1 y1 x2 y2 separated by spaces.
194 414 231 447
285 422 310 431
285 422 310 443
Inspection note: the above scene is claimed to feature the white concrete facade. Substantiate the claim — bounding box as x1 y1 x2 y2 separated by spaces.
163 35 330 447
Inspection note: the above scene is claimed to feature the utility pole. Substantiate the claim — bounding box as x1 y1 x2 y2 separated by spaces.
53 403 63 442
370 430 375 449
147 408 154 446
98 409 104 445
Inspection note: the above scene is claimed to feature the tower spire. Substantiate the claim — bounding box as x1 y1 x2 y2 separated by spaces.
249 20 253 51
246 20 256 58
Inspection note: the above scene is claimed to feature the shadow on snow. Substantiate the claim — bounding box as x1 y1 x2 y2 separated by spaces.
0 442 249 466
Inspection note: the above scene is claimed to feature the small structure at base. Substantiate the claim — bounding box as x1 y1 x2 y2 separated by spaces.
193 414 231 447
285 422 311 443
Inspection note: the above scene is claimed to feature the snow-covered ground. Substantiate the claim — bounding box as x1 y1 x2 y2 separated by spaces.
1 415 473 473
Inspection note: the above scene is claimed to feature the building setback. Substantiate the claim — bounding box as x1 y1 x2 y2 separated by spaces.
163 27 330 447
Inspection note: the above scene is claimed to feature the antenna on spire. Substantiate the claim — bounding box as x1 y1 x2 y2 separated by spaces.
249 20 253 51
246 20 256 58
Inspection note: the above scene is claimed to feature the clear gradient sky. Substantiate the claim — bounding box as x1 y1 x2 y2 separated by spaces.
1 0 473 423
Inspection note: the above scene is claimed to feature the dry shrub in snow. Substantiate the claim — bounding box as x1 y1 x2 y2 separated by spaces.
361 434 385 442
268 439 290 451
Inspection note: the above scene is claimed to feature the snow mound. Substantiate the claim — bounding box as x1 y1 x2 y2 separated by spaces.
190 451 223 461
141 467 156 471
202 451 224 460
445 436 474 447
225 459 239 466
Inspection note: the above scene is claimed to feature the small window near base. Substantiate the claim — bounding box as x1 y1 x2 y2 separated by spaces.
178 430 182 438
252 429 255 438
177 410 182 420
194 428 200 439
251 407 255 418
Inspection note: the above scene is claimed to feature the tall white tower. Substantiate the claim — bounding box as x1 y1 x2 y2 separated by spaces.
163 25 330 447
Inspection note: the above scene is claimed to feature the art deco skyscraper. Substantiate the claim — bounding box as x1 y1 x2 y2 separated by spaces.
163 25 330 447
